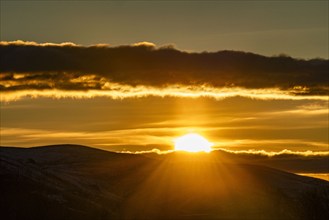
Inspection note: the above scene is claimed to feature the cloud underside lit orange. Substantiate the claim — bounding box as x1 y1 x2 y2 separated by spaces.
1 85 327 102
1 41 328 101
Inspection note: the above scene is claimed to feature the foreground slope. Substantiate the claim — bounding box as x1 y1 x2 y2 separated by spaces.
1 145 329 220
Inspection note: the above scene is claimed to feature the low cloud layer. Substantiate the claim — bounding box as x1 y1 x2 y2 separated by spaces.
1 41 328 100
121 148 329 157
217 148 329 157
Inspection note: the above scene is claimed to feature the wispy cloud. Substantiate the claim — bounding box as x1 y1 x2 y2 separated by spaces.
120 147 329 158
218 148 329 157
119 149 174 155
0 40 79 47
2 86 328 102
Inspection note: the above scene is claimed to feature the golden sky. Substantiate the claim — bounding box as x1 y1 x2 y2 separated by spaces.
0 1 328 154
1 93 328 153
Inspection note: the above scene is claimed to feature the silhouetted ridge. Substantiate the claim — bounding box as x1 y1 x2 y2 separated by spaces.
1 145 328 220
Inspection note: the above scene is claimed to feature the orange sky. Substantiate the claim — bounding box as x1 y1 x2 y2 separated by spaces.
1 95 328 153
0 1 328 154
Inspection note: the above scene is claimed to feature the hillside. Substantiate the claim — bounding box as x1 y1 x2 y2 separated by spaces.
1 145 329 220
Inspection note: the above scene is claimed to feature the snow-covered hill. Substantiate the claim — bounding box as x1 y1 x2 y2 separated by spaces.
1 145 329 219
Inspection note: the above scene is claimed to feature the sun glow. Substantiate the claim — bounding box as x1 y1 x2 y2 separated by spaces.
174 133 213 153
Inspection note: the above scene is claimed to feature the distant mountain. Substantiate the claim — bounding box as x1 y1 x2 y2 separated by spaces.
1 145 329 220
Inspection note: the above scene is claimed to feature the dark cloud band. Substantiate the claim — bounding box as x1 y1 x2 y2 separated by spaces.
0 41 328 96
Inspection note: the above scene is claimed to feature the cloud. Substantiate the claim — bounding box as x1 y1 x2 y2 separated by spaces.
213 148 329 173
1 41 328 100
0 40 78 47
120 149 174 155
132 41 156 47
2 87 328 102
217 148 329 157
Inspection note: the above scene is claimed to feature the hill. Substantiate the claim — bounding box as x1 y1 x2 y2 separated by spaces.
1 145 329 219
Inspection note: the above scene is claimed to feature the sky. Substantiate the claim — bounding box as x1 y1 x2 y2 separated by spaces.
1 0 328 58
0 0 328 154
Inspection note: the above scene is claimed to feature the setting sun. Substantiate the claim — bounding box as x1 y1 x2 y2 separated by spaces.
174 133 213 153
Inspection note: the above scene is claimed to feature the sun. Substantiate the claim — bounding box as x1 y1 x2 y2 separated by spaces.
174 133 213 153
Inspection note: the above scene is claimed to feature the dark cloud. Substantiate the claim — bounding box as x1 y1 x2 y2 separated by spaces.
133 148 329 173
212 149 329 173
0 41 328 95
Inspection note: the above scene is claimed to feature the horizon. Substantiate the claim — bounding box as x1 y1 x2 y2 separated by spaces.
1 143 328 182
